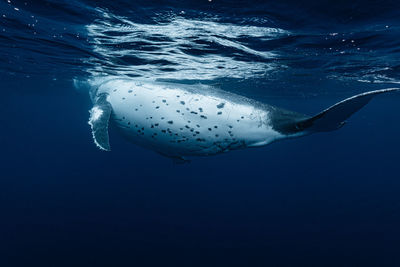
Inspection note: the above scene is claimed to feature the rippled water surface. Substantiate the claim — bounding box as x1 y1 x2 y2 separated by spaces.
2 0 400 89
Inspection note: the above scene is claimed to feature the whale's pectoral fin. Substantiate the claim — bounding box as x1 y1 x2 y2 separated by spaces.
156 152 191 164
172 156 191 164
88 93 112 151
297 88 400 133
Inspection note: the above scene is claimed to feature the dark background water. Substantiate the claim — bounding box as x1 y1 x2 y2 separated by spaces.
1 1 400 266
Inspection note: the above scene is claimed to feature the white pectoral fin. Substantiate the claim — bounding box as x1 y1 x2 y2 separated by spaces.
88 94 112 151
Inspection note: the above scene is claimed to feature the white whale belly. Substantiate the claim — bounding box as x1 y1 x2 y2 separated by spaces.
98 80 283 156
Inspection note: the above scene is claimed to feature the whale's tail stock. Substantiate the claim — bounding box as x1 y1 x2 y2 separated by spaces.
276 88 400 134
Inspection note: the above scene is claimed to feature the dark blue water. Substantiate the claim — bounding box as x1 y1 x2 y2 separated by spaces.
1 1 400 266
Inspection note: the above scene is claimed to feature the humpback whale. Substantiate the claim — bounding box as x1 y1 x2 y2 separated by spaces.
87 79 399 161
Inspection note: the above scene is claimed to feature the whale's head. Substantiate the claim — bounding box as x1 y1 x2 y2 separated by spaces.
74 76 124 103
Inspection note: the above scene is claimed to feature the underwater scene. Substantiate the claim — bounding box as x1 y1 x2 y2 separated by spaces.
1 0 400 266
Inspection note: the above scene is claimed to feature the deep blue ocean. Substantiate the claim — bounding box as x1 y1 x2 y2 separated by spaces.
1 0 400 266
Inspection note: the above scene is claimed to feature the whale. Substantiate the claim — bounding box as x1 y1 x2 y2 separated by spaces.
87 78 399 162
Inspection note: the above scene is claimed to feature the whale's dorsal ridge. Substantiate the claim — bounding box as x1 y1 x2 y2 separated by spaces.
88 93 112 151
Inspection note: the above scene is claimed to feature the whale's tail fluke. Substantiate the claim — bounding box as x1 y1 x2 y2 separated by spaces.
285 88 400 134
272 88 400 136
